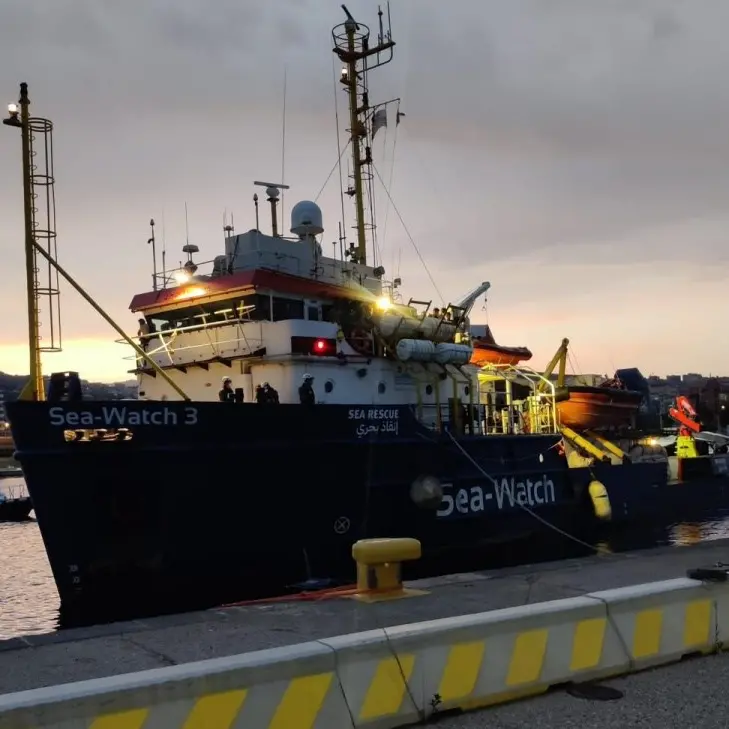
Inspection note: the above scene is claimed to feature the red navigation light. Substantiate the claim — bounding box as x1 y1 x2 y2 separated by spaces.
314 339 327 353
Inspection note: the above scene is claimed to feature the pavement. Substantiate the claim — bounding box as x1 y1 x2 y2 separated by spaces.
436 652 729 729
3 536 729 698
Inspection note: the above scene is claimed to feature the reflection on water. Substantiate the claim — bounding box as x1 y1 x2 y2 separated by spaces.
0 477 58 640
3 473 729 639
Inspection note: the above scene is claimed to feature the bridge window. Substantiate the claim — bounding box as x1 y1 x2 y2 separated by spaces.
272 297 304 321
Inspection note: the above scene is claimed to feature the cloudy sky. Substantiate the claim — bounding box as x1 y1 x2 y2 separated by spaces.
1 0 728 382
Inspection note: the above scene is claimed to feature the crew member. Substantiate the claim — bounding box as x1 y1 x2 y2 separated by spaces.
219 377 235 402
335 324 346 358
137 318 150 352
255 384 266 403
263 382 280 404
299 373 316 405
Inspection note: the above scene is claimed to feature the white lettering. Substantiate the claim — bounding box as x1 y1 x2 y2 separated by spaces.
48 406 191 428
437 476 556 518
183 407 198 425
353 407 401 437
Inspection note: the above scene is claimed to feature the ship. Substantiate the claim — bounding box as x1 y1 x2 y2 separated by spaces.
2 7 705 623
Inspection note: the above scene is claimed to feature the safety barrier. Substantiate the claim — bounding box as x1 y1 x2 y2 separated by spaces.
0 576 726 728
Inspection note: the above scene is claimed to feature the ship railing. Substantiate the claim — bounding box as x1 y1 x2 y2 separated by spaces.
116 315 262 364
477 363 559 435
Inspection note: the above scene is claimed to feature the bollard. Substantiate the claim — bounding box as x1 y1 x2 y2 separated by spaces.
351 537 427 603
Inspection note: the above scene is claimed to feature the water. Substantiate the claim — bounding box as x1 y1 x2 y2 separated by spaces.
0 477 58 640
3 473 729 640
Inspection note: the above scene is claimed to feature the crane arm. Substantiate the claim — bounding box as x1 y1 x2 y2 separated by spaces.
455 281 491 317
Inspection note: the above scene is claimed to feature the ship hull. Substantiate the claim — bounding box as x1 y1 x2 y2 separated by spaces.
556 386 643 429
5 400 675 622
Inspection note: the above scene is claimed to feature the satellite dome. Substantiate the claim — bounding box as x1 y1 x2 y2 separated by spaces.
290 201 324 237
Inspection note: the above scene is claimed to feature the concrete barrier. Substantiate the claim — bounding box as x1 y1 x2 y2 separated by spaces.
0 577 727 729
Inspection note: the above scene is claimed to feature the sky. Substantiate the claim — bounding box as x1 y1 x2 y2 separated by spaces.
1 0 728 382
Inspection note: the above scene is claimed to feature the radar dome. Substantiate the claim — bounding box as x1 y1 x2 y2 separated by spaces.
290 200 324 237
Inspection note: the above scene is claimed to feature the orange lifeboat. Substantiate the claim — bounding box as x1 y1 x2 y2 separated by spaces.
470 325 533 367
555 377 643 430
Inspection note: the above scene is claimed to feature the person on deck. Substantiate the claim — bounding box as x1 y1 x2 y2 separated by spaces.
255 384 266 403
299 374 316 405
218 377 235 403
137 318 150 351
263 382 280 404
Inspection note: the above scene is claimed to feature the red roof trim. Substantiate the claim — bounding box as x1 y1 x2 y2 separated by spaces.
129 268 374 313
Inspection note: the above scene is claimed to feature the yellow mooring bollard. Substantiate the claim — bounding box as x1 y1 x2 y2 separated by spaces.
351 538 428 603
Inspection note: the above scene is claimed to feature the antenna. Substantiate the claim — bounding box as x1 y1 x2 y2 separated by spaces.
253 193 260 231
333 4 396 266
253 181 290 238
148 218 157 291
223 210 234 239
184 202 190 245
280 66 288 224
161 209 167 289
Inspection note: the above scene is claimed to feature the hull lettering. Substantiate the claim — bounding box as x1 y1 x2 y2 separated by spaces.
49 406 198 428
349 407 401 438
436 476 556 518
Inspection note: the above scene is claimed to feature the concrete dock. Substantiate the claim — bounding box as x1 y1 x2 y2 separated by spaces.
3 536 729 700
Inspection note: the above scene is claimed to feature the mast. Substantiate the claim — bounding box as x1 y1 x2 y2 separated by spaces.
333 5 395 266
3 83 55 401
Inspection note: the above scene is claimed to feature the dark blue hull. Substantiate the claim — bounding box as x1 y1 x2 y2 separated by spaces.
6 400 722 623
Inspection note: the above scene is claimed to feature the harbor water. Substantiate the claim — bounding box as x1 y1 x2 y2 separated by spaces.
3 471 729 641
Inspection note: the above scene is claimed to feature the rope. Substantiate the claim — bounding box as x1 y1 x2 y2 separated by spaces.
314 141 351 204
446 429 611 555
372 162 444 303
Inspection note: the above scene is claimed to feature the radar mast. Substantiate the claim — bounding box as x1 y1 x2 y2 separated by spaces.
333 4 395 266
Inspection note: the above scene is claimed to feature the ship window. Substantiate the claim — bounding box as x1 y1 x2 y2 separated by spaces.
378 382 386 394
238 294 270 322
307 306 320 321
425 384 434 396
272 297 304 321
464 385 470 396
324 380 334 393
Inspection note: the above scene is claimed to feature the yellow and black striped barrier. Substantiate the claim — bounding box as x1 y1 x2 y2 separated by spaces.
0 577 724 729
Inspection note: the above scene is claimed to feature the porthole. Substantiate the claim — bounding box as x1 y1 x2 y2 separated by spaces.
377 382 386 394
464 385 470 396
425 384 433 396
324 380 334 394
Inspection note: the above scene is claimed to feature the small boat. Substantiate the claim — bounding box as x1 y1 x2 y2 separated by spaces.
0 464 22 478
0 494 32 522
470 325 533 367
556 377 644 430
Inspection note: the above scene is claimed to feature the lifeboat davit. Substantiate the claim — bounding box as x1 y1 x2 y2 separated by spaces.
469 325 533 367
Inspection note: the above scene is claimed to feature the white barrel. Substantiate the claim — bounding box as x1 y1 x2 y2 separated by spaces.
377 313 456 343
434 342 473 365
396 338 437 362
